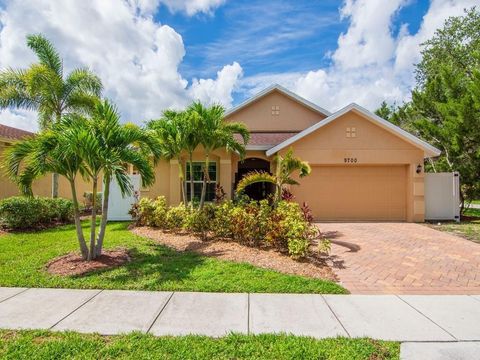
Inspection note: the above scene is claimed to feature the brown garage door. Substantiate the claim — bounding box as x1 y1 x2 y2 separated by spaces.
292 165 407 221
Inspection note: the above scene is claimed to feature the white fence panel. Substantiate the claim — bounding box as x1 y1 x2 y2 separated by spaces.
424 172 460 222
105 175 141 221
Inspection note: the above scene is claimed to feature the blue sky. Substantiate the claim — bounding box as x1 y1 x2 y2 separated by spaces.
0 0 475 131
157 0 430 103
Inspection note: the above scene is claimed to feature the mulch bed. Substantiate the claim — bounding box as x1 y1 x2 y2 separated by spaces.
132 227 337 282
46 249 130 276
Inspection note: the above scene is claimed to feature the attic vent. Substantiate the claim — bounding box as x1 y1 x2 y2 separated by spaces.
271 105 280 115
346 127 356 138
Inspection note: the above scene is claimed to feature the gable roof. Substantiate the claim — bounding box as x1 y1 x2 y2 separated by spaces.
0 124 35 142
266 103 442 158
225 84 331 118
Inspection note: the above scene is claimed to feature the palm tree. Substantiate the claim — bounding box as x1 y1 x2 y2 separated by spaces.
3 117 90 258
236 148 311 203
3 100 160 261
182 110 201 207
77 100 160 260
148 110 188 206
188 102 249 208
0 33 102 197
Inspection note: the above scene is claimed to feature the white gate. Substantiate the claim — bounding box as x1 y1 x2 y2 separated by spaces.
424 172 460 222
105 175 141 221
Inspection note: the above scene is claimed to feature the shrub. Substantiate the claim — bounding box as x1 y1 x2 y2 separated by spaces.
184 208 211 241
211 200 234 238
165 204 189 230
152 196 168 228
50 198 75 222
131 197 156 226
230 203 257 245
265 201 319 258
0 196 74 230
82 192 102 213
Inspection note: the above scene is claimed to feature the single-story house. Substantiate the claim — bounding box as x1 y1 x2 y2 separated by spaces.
143 84 440 222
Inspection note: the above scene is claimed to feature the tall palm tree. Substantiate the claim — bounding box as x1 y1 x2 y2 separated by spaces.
188 102 249 208
148 110 188 206
236 148 311 203
182 110 201 207
77 100 160 260
3 100 160 261
0 33 102 197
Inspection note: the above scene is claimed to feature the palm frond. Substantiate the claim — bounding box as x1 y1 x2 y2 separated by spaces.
26 34 63 76
65 67 102 97
236 171 276 194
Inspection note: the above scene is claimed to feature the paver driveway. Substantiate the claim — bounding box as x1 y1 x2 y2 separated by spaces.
319 223 480 294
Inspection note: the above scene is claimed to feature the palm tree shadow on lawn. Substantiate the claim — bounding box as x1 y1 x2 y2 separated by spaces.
75 242 206 287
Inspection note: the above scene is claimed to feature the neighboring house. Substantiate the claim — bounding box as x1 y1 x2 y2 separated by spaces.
144 84 441 222
0 123 92 200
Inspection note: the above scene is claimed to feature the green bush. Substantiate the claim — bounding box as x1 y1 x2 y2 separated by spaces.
0 196 74 230
132 197 156 226
165 204 190 230
266 201 317 258
152 196 168 228
131 196 326 258
184 208 211 240
211 200 235 238
82 191 102 212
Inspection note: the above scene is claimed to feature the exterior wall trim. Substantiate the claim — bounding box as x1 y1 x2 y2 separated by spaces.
266 103 442 158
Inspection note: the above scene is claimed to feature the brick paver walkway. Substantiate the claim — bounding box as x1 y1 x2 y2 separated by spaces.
319 223 480 294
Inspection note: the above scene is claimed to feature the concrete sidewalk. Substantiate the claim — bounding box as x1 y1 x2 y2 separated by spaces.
1 288 480 358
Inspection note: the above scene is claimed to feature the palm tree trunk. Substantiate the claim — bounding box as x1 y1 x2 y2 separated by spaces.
52 173 59 198
95 174 110 257
189 152 194 208
177 158 187 206
88 176 98 261
69 179 88 260
199 153 209 209
52 112 62 198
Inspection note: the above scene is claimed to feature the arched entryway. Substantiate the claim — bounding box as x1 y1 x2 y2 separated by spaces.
235 158 274 200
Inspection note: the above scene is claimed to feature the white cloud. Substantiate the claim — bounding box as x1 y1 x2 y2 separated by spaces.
160 0 226 16
0 0 235 131
189 62 243 106
333 0 408 69
0 109 38 132
241 0 477 112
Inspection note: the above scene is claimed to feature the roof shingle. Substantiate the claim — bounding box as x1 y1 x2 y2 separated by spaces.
0 124 35 141
235 132 298 147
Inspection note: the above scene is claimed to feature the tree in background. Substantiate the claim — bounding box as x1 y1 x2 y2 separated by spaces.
375 8 480 208
0 34 102 197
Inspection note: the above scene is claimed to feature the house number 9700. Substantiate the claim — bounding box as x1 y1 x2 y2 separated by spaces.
344 157 358 163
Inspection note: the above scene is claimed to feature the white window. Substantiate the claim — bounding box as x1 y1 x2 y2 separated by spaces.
271 105 280 115
185 162 217 202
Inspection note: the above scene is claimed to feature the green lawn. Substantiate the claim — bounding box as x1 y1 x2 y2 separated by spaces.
0 331 399 360
0 221 346 294
436 219 480 244
464 207 480 218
